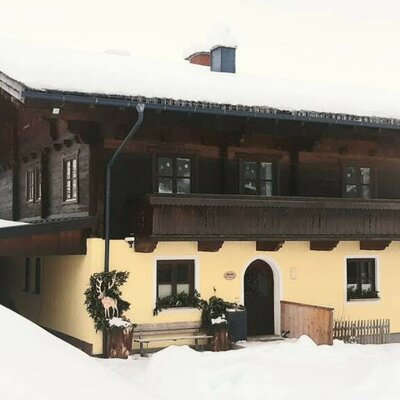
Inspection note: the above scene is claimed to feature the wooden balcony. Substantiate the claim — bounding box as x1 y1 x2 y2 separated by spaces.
135 194 400 251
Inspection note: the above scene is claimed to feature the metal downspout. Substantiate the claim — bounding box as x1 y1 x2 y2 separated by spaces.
103 103 145 356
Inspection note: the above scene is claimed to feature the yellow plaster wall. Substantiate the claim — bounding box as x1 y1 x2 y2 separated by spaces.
2 238 400 355
104 240 400 332
0 239 103 354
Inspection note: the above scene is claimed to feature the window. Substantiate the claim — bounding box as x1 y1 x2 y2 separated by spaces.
346 258 378 300
343 166 372 199
26 166 42 202
157 260 195 299
63 157 78 201
157 157 191 194
23 258 30 292
241 160 274 196
26 169 35 202
34 258 41 294
35 166 41 201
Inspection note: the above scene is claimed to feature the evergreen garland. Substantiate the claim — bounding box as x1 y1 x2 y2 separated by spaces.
347 286 379 301
153 290 203 315
84 270 131 331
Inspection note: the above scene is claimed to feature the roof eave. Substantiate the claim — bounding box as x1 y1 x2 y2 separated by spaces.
0 71 26 103
23 89 400 130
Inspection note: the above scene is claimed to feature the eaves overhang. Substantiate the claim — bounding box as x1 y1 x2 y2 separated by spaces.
0 71 25 102
0 217 97 256
1 66 400 130
23 89 400 131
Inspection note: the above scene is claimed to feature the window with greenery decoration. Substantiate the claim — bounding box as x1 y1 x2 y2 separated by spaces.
157 260 194 298
347 258 379 300
154 260 197 314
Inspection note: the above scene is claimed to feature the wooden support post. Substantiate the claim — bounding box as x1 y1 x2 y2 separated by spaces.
134 239 158 253
256 241 285 251
310 240 339 251
198 241 224 252
359 240 391 250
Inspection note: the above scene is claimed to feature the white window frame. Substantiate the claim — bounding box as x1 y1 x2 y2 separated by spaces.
63 156 79 202
344 255 380 303
153 256 200 313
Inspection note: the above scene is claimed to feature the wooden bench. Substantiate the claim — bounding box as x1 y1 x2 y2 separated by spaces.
133 321 212 357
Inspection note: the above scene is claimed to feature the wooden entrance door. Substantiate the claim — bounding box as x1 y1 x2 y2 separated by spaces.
244 260 274 335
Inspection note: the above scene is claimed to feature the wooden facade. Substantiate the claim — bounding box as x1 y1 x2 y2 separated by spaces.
3 88 400 252
0 217 96 256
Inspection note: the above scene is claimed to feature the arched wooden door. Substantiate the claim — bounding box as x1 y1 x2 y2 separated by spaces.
244 260 274 335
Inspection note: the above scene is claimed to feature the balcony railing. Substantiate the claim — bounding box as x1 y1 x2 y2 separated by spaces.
135 194 400 241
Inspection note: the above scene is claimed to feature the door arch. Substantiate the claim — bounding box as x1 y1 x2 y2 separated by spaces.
244 259 275 335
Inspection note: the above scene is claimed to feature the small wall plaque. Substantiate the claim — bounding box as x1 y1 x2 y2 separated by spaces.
224 271 237 280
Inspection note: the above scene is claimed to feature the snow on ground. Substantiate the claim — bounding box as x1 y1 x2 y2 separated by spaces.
3 303 400 400
0 306 150 400
100 335 400 400
0 219 27 228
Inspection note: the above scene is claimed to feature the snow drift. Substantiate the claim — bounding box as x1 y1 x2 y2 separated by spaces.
0 305 149 400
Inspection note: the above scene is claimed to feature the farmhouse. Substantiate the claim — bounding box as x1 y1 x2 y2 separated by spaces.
1 35 400 354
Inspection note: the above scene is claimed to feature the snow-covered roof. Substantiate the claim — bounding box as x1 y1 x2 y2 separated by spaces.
1 36 400 127
0 219 27 228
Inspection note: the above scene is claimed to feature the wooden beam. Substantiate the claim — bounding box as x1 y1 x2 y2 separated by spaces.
198 240 224 252
310 240 339 251
256 240 285 251
134 239 158 253
0 228 91 256
360 240 391 250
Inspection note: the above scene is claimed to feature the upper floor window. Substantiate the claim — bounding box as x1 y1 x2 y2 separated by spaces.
157 157 191 194
343 166 372 199
26 166 41 202
241 160 274 196
157 260 195 299
63 157 78 201
26 169 35 202
347 258 378 301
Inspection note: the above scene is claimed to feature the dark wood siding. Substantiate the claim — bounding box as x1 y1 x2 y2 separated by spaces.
109 153 153 238
0 170 13 220
47 143 90 217
3 96 400 241
136 194 400 241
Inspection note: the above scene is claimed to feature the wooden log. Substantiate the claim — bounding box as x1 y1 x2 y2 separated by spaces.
209 324 231 352
107 325 134 359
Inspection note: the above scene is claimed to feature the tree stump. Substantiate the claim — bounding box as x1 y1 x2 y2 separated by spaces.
107 325 134 358
210 323 231 352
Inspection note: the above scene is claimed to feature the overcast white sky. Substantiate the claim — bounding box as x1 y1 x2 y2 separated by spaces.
1 0 400 88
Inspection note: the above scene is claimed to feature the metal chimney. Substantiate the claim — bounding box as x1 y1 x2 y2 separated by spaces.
210 46 236 73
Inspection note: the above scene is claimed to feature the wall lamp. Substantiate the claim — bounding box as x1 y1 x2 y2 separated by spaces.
124 235 135 248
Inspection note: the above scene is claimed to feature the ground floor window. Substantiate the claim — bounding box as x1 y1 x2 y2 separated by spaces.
34 258 42 294
346 258 378 300
23 258 30 292
156 260 194 299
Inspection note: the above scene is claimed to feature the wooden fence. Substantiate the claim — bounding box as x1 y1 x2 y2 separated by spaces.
281 301 333 345
333 319 390 344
